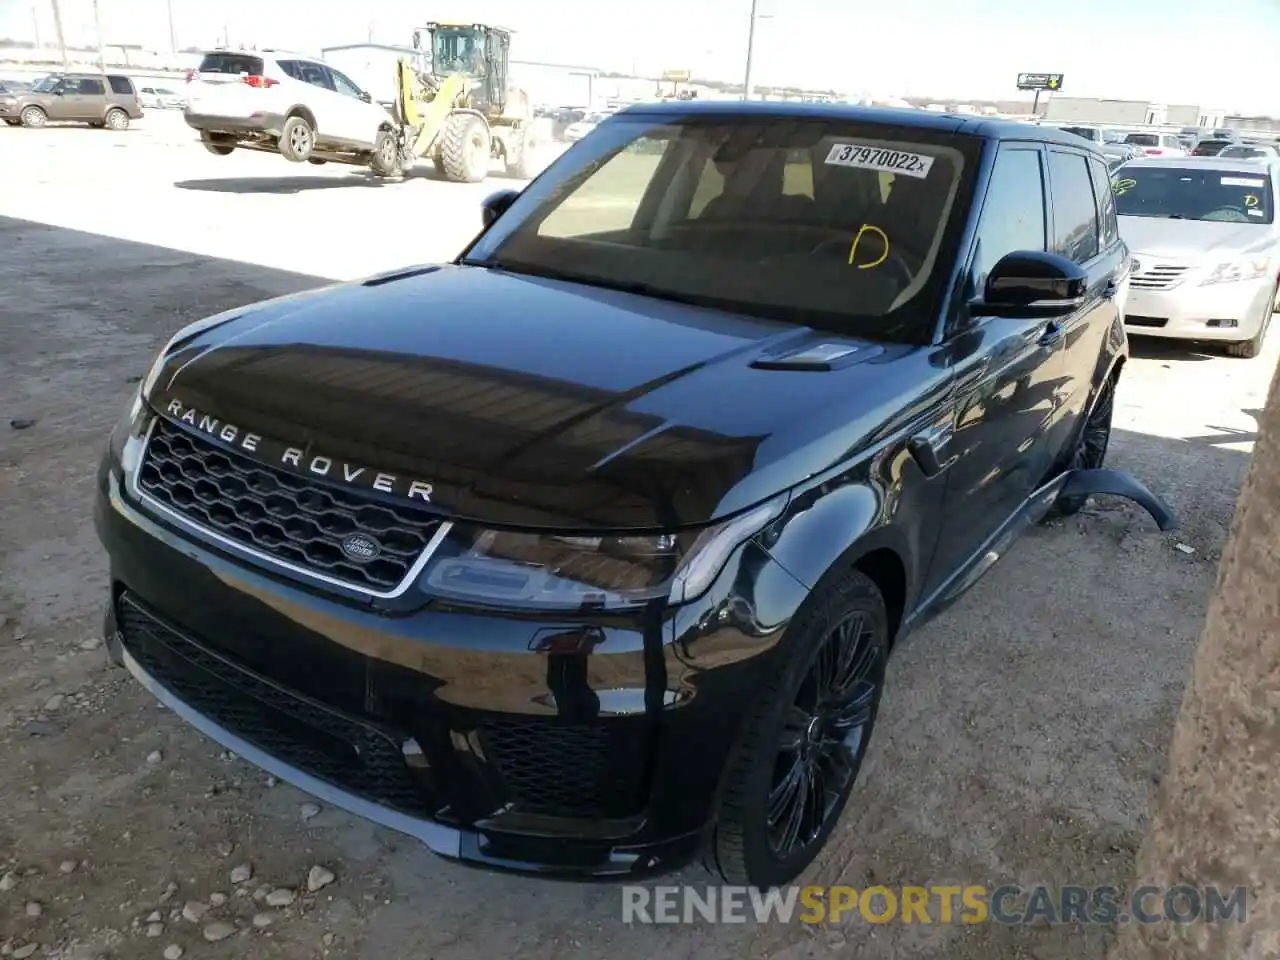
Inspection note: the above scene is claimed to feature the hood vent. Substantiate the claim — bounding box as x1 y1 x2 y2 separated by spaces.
751 341 883 371
362 265 442 287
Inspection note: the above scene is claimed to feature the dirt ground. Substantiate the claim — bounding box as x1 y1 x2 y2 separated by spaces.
0 114 1274 960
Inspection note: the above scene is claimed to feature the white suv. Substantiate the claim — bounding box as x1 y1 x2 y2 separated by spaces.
184 50 396 169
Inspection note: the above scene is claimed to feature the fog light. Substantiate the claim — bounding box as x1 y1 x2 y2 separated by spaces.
1206 319 1239 329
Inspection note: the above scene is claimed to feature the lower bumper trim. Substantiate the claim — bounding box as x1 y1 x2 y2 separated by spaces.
120 645 465 858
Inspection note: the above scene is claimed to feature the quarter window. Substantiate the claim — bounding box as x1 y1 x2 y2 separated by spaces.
971 147 1046 286
1048 151 1099 263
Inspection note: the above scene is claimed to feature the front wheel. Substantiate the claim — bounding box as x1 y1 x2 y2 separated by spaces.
278 115 315 162
20 105 46 128
1223 282 1277 359
369 129 403 177
3 118 19 127
439 113 491 183
707 568 889 888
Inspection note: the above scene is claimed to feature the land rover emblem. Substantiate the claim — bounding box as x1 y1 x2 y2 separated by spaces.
340 534 382 564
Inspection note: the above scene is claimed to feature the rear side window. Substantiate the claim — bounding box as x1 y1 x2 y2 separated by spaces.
76 78 104 95
1087 157 1119 248
1048 151 1100 263
970 147 1047 287
108 76 133 95
278 59 333 90
198 53 264 76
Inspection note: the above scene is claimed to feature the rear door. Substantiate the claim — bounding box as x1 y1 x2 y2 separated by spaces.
924 143 1066 596
277 59 353 143
186 52 271 119
1042 148 1123 456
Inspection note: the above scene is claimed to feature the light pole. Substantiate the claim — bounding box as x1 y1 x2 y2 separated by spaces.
49 0 68 68
92 0 106 75
741 0 773 101
166 0 178 56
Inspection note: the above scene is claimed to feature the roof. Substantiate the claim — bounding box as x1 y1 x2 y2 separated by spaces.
1121 155 1280 174
613 100 1110 154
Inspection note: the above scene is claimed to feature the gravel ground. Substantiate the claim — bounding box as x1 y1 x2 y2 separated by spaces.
0 113 1274 960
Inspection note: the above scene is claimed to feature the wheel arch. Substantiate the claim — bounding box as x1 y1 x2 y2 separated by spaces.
284 104 317 130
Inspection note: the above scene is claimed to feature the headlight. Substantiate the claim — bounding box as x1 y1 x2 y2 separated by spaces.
417 498 785 611
140 309 245 400
1199 258 1272 286
107 386 148 473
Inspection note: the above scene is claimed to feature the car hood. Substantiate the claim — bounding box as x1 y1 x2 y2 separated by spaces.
1120 215 1277 260
145 265 936 530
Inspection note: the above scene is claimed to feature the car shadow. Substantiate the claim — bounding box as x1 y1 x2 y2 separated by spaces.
1179 407 1263 449
174 173 393 194
1125 335 1218 362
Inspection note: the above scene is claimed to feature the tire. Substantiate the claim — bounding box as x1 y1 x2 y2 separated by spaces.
278 115 315 162
19 105 46 128
307 158 327 165
503 127 538 179
1047 373 1116 519
369 129 402 177
1223 283 1276 359
439 113 491 183
707 567 889 889
4 118 20 127
104 108 129 131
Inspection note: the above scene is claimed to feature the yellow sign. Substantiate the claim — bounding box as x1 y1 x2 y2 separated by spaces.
661 69 691 83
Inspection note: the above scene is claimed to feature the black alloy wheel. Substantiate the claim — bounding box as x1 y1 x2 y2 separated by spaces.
767 612 881 858
709 569 889 888
1050 375 1116 518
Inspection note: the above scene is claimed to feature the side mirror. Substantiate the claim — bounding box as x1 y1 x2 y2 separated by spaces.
359 91 372 103
53 89 65 96
481 188 520 229
972 251 1087 318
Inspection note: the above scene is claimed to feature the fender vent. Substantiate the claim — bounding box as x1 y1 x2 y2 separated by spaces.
751 341 884 371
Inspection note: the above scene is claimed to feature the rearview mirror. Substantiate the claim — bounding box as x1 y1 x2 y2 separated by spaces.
972 251 1087 318
481 188 520 229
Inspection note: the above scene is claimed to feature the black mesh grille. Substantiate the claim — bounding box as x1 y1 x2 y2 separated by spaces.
480 716 650 819
117 594 433 815
137 417 441 592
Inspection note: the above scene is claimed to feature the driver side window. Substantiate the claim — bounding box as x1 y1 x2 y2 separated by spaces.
329 68 363 99
970 148 1046 290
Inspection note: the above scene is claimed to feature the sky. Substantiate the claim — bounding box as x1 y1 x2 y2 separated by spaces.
3 0 1278 114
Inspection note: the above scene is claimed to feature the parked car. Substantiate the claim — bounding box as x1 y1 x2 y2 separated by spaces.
0 72 142 129
1059 126 1143 168
1218 142 1280 159
1210 128 1240 141
1114 156 1280 357
138 84 185 110
184 50 393 166
1192 138 1235 156
95 102 1173 890
562 110 610 142
1123 132 1186 157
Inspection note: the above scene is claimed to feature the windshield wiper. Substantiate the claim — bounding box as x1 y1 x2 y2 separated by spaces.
460 256 732 311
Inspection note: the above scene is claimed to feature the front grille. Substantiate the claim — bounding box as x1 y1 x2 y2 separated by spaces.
1125 315 1168 328
480 716 651 819
137 417 442 593
117 594 432 814
1131 265 1189 290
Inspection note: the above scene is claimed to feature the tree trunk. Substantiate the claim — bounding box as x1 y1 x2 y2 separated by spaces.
1109 360 1280 960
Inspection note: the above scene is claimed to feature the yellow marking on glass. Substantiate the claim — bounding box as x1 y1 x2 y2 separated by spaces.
848 224 889 269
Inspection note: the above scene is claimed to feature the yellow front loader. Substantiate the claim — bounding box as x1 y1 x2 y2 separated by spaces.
372 22 549 182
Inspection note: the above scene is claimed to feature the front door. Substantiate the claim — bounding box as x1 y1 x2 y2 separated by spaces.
923 144 1067 598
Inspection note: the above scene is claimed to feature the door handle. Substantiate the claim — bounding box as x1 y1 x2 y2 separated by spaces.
1103 279 1119 297
1037 321 1063 347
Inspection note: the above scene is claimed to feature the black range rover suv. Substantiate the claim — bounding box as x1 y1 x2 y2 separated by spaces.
96 102 1174 888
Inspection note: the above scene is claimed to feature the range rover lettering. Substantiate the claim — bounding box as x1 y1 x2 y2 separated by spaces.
96 102 1174 888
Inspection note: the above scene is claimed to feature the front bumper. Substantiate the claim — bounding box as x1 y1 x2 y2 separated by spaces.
1124 275 1276 341
95 448 808 879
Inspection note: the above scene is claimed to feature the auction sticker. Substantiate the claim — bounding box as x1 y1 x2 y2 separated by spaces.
825 143 935 179
1221 176 1265 187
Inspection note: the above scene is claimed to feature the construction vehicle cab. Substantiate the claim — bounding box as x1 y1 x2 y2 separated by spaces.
389 21 542 182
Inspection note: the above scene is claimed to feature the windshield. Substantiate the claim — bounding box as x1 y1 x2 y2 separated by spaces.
464 115 979 343
431 26 486 76
1113 167 1273 224
1125 133 1159 147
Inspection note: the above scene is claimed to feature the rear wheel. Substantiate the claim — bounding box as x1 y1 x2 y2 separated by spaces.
1047 374 1116 519
439 113 490 183
1223 281 1277 359
104 108 129 131
707 568 888 888
19 105 46 128
278 115 315 162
